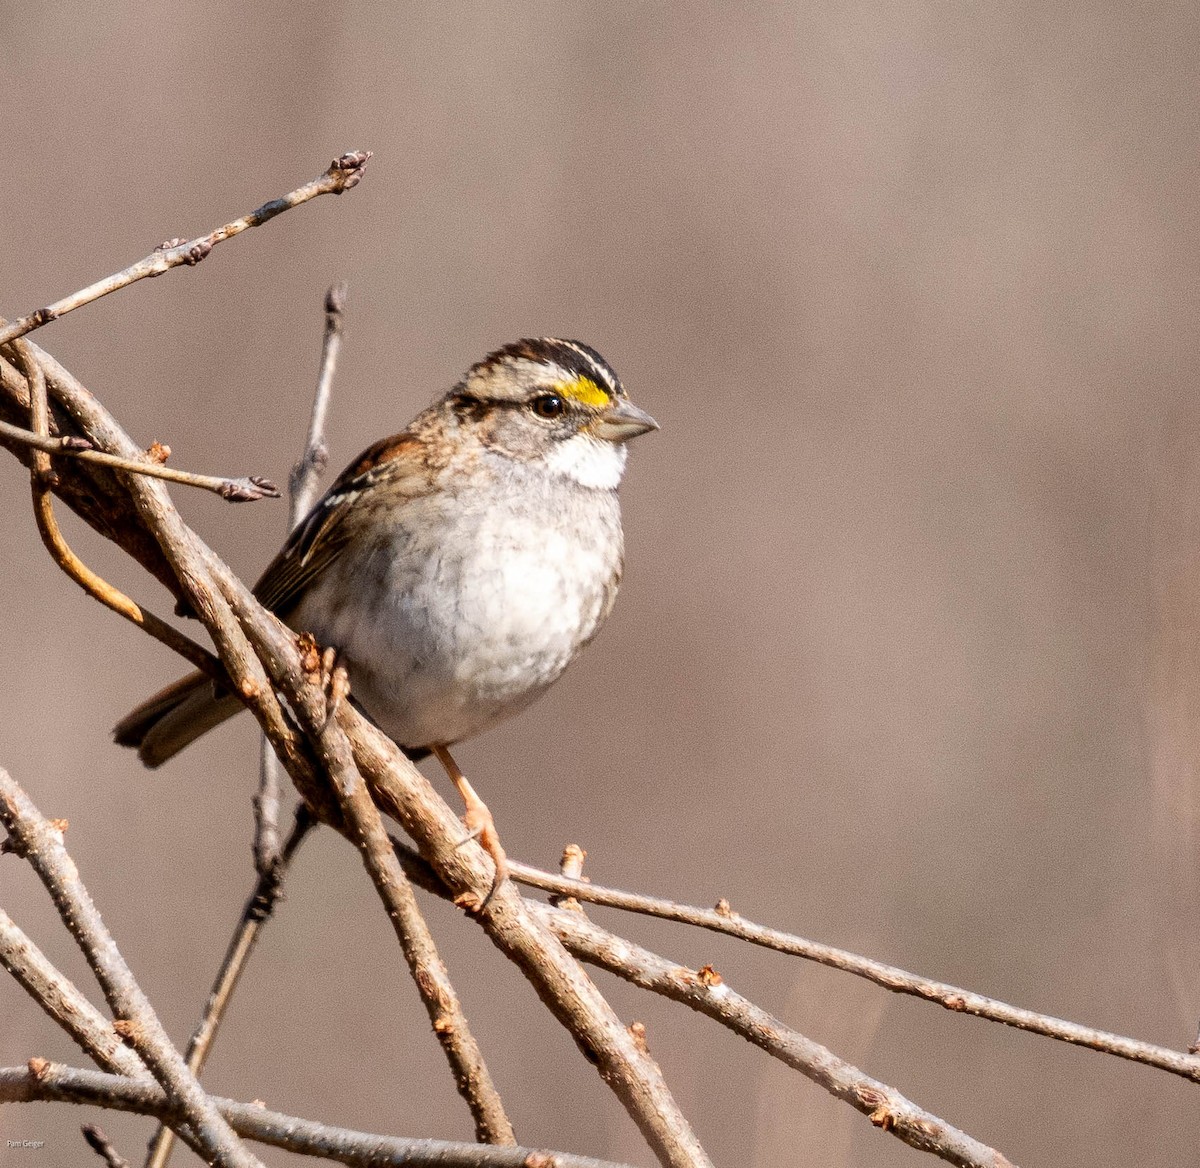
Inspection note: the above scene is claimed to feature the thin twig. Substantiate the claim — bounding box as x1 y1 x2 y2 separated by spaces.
255 281 346 872
0 909 148 1080
537 904 1016 1168
82 1124 133 1168
510 862 1200 1085
142 807 315 1168
0 350 181 597
288 281 345 521
323 687 515 1145
3 339 226 681
1 1064 634 1168
0 153 371 347
0 768 262 1168
0 418 278 500
30 339 327 808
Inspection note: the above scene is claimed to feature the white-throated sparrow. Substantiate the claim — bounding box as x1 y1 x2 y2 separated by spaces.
115 338 657 870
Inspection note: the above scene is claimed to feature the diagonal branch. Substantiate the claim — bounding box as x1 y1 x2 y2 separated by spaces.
28 338 329 809
142 807 315 1168
2 338 224 680
176 519 710 1167
511 862 1200 1084
340 713 713 1168
0 152 371 348
536 904 1016 1168
0 768 262 1168
0 909 148 1080
325 694 515 1144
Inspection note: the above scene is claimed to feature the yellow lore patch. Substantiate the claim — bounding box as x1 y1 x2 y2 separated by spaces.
555 376 612 409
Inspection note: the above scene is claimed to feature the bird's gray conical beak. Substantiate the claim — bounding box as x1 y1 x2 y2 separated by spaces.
592 399 659 443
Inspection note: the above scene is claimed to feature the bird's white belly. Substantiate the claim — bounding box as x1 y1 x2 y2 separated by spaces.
290 494 620 748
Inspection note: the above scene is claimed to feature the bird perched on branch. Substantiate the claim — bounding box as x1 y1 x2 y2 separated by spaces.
115 337 658 882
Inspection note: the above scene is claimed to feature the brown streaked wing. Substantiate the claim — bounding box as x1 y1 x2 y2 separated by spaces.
252 432 433 616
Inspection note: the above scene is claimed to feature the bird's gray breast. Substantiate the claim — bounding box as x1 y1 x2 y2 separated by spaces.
291 470 623 748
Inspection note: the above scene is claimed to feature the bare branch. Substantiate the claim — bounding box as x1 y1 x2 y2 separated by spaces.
538 905 1016 1168
28 338 326 803
0 768 261 1168
0 418 278 500
1 339 227 680
0 1063 635 1168
339 712 714 1168
151 492 710 1167
325 693 515 1145
82 1124 132 1168
0 351 183 598
0 909 148 1079
511 862 1200 1085
143 807 315 1168
288 281 346 522
256 281 346 872
0 153 372 347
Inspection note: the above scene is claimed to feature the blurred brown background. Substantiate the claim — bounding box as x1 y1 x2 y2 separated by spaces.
3 3 1199 1165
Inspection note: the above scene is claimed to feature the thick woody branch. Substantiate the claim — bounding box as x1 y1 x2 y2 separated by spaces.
0 153 371 348
325 704 515 1145
2 340 224 681
0 1064 635 1168
339 714 713 1168
536 905 1015 1168
0 770 260 1167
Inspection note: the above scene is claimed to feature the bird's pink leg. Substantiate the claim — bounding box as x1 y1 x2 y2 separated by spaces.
430 743 508 894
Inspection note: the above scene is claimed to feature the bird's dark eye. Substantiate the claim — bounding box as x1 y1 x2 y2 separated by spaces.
530 393 566 419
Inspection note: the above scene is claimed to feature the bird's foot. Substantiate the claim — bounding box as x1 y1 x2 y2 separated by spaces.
432 744 508 907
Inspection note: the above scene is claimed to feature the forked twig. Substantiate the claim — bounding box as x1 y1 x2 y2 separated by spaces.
0 153 371 348
3 338 225 680
539 905 1015 1168
0 417 277 500
376 831 1019 1168
324 693 515 1144
0 909 148 1080
0 768 261 1167
511 862 1200 1084
338 711 714 1168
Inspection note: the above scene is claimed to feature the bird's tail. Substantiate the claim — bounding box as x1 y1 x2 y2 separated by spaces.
113 671 243 768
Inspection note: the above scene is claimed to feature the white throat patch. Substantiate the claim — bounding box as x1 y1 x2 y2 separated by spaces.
543 433 628 490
